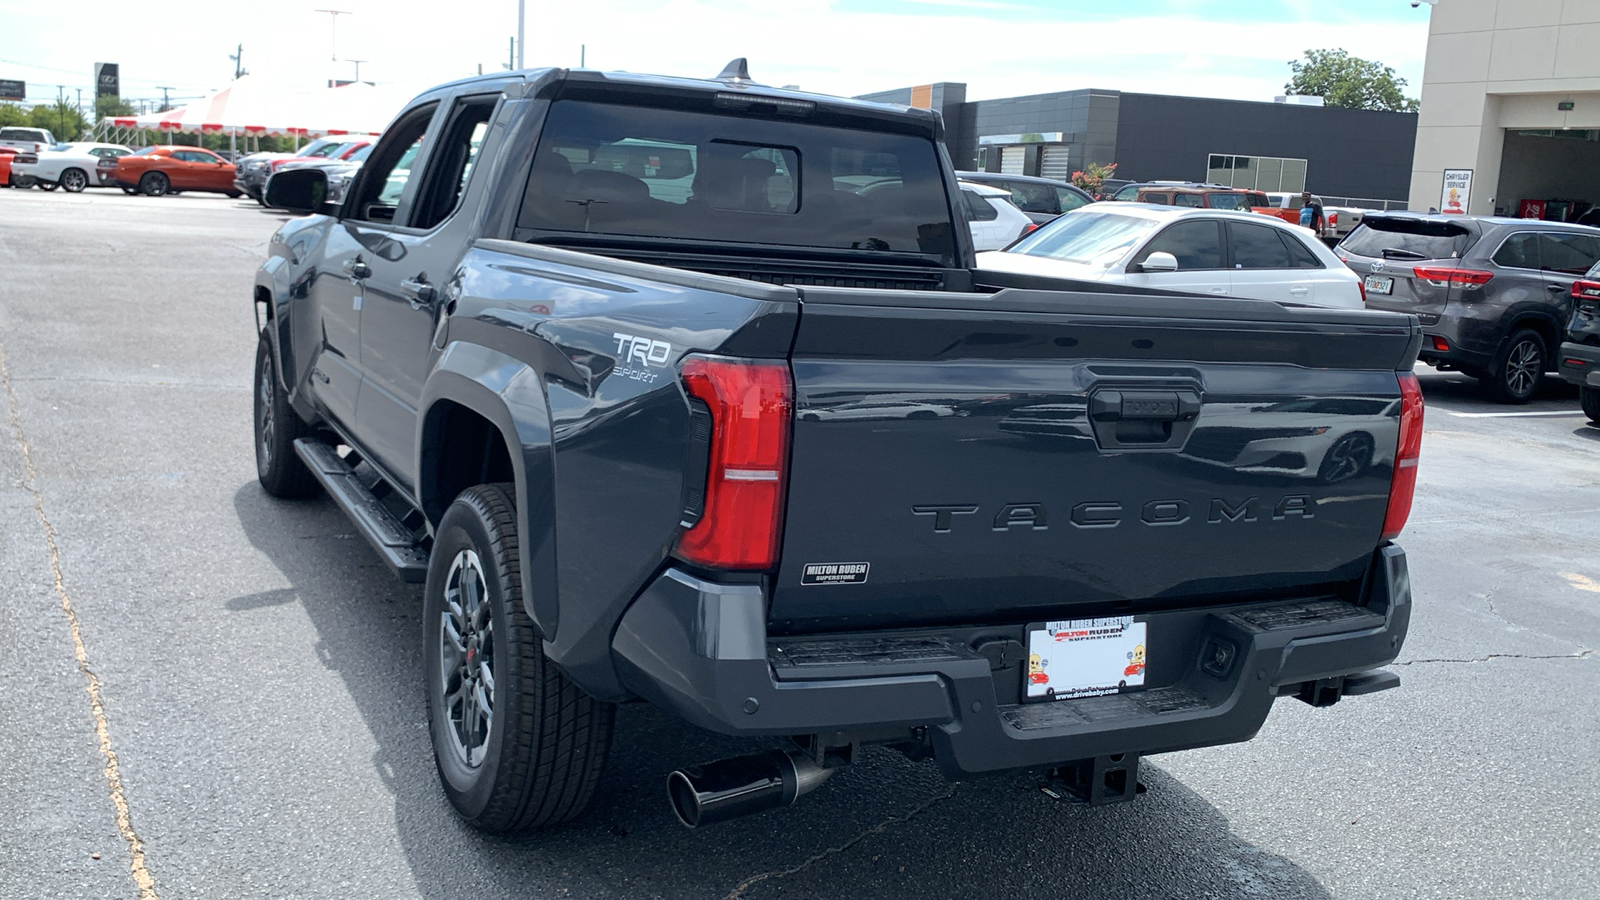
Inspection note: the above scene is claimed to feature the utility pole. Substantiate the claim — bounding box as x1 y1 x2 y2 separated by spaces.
156 86 175 112
505 37 515 71
55 85 66 139
230 44 248 80
581 44 586 67
516 0 525 70
314 9 352 62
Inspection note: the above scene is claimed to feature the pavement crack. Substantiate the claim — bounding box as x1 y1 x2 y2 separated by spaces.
0 340 159 900
1397 649 1594 666
724 784 959 899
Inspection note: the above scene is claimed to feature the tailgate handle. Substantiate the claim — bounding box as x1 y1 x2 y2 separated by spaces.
1089 390 1200 450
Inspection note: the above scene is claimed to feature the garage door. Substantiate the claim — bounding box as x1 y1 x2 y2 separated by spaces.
1497 129 1600 224
1001 146 1026 175
1041 146 1072 181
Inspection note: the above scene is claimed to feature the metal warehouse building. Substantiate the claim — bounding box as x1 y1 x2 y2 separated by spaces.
858 83 1419 205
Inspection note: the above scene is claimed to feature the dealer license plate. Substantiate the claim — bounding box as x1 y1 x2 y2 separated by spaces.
1364 275 1394 295
1024 616 1148 701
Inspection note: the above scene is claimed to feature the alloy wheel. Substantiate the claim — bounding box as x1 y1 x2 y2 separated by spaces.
1505 338 1541 399
60 169 87 192
439 549 495 768
255 351 275 475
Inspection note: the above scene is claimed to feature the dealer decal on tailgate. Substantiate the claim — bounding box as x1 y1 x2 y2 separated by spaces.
800 562 870 586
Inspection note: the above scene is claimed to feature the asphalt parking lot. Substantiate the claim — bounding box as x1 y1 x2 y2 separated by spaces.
0 187 1596 900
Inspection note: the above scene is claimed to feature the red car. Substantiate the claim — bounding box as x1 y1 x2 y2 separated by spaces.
0 147 14 187
114 146 242 198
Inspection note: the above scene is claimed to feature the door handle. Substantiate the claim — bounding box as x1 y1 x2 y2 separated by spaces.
401 278 437 308
1208 287 1228 294
1290 286 1310 296
1547 283 1566 292
342 259 371 280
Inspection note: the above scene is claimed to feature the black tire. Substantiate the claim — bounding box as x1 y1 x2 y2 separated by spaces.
1317 431 1375 484
425 484 614 833
253 329 319 498
38 180 58 191
1480 328 1545 404
139 171 169 197
58 168 88 193
227 190 243 199
1582 386 1600 424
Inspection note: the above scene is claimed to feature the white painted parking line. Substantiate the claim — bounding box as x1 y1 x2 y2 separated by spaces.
1436 409 1585 418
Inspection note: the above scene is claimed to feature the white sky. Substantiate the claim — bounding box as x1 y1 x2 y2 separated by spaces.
0 0 1432 110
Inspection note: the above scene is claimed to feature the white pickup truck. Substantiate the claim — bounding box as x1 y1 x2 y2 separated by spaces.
0 126 58 155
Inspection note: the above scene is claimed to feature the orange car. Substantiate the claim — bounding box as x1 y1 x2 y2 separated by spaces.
114 146 242 197
0 147 14 187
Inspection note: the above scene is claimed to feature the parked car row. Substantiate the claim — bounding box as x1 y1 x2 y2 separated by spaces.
234 135 378 202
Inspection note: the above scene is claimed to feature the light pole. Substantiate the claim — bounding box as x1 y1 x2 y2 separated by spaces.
516 0 525 70
315 9 352 62
348 59 367 84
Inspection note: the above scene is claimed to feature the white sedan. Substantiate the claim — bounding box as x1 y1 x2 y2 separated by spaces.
959 181 1034 251
976 203 1365 308
13 142 135 192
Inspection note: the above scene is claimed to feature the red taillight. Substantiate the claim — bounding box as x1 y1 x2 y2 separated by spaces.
675 356 792 570
1432 336 1450 352
1358 279 1367 303
1572 280 1600 300
1413 266 1493 289
1381 373 1424 542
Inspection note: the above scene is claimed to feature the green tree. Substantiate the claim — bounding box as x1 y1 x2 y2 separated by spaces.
27 101 89 141
95 94 136 120
0 102 25 127
1286 49 1419 113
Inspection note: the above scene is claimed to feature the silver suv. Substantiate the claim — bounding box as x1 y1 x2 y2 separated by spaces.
1338 214 1600 403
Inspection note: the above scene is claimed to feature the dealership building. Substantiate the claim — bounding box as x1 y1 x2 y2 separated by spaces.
1409 0 1600 220
857 84 1419 204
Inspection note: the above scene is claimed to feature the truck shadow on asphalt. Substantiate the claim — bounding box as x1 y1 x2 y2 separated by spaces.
233 482 1333 900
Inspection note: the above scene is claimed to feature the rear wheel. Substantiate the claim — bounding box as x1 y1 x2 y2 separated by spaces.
58 168 88 192
425 483 614 833
139 171 169 197
1480 328 1545 404
253 329 319 498
38 180 58 191
226 190 243 198
1582 387 1600 425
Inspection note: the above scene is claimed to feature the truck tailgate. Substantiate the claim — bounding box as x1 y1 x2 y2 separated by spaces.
771 287 1420 631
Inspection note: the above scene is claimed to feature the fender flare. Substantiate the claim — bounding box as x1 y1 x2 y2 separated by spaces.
417 341 560 639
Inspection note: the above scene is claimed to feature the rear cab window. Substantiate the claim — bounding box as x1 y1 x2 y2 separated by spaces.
1341 217 1476 261
517 100 957 265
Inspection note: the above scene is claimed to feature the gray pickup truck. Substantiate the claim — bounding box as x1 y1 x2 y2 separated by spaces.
255 61 1424 832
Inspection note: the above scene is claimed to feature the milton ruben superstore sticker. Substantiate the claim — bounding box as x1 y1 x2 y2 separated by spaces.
800 562 870 586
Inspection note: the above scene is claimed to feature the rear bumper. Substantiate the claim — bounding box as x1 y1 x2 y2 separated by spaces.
612 546 1411 777
1558 342 1600 387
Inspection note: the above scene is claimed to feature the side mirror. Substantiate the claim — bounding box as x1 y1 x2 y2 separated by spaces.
265 168 330 215
1139 251 1179 273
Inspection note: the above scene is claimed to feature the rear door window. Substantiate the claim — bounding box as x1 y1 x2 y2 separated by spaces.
1492 232 1541 270
962 189 998 221
1229 221 1293 268
1540 232 1600 275
1002 181 1059 214
1135 220 1224 269
1205 193 1251 211
410 93 498 231
1174 193 1204 208
1056 186 1090 213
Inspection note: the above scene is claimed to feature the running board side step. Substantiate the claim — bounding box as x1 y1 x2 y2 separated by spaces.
293 438 430 583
